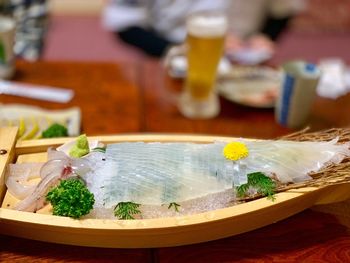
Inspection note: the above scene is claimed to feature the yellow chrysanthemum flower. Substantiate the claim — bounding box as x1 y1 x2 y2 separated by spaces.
223 142 249 161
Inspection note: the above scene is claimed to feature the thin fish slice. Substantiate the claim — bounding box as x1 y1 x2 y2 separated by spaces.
5 163 43 199
242 138 350 183
87 139 350 208
87 142 234 207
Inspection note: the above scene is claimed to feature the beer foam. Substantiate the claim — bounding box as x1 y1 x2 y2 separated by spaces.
187 13 228 38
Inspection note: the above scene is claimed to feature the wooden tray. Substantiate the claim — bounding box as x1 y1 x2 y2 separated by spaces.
1 127 349 248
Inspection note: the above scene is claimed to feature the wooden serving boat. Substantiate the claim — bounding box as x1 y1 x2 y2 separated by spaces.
0 127 349 248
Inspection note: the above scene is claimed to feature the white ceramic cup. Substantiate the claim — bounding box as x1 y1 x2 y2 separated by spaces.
275 60 321 128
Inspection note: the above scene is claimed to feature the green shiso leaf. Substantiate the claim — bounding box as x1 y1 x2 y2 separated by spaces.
236 172 276 200
114 202 141 220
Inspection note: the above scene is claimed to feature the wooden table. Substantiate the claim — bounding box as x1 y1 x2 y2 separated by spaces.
1 60 350 262
141 60 350 138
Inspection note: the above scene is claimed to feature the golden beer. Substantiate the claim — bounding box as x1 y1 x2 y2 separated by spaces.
186 34 225 99
179 12 228 119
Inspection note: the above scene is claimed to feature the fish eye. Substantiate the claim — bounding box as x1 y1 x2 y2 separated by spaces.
102 158 106 161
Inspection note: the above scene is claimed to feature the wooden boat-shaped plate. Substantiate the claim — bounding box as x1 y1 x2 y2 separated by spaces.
1 127 349 248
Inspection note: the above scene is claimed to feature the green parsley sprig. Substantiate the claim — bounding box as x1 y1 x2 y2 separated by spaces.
42 123 68 138
46 178 95 219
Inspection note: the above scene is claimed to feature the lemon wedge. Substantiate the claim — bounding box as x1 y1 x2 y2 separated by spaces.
21 118 39 140
17 118 26 139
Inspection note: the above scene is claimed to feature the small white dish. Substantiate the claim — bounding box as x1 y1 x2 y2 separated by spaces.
218 66 282 108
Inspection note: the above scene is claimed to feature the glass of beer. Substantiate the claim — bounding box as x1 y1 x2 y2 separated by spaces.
179 11 228 119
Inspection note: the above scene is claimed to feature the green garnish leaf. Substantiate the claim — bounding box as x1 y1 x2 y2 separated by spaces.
91 147 106 153
114 202 141 220
42 123 68 138
168 202 181 212
0 40 6 63
46 178 95 219
236 172 276 200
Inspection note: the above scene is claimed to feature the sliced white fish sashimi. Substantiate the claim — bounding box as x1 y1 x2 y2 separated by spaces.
5 163 43 199
84 139 350 208
241 138 349 183
6 137 350 214
86 142 237 207
6 152 91 212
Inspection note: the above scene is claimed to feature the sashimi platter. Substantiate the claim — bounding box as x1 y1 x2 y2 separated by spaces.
0 127 350 248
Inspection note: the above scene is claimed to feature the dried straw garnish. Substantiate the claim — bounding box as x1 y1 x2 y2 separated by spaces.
238 127 350 202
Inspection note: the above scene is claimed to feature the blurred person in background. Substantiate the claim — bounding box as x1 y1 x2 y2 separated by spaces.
225 0 305 62
102 0 227 57
102 0 305 59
